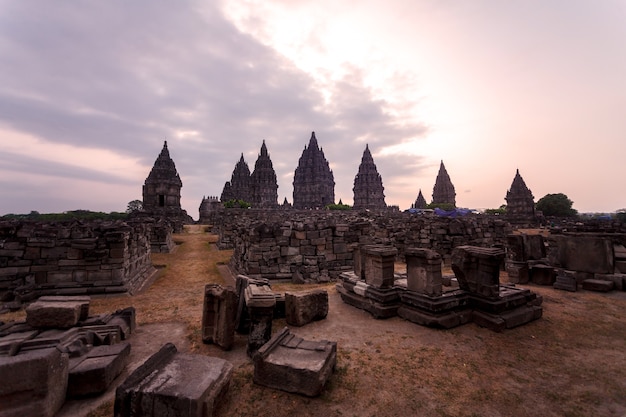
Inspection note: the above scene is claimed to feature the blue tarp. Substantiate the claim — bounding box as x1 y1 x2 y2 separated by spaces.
434 208 471 218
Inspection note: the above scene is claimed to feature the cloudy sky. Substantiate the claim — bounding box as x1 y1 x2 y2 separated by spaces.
1 0 624 218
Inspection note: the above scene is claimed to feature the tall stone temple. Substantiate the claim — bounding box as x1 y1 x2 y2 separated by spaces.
505 169 536 221
431 161 456 207
292 132 335 209
220 154 252 202
352 144 386 210
250 141 279 208
142 141 191 226
413 189 427 209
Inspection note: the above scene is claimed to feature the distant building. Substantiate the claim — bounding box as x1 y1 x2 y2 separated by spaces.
505 169 536 221
292 132 335 209
221 154 251 203
250 141 279 208
414 189 427 209
352 144 386 210
142 141 191 225
431 161 456 207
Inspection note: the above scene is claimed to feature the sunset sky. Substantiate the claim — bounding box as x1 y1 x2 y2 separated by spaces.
1 0 625 218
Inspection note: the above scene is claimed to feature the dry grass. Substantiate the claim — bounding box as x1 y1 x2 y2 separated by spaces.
3 225 626 417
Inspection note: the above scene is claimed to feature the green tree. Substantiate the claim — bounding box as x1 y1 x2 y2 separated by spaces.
536 193 577 217
223 199 251 209
126 200 143 213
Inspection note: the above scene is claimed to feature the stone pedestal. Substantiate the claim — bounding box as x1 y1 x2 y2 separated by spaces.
363 245 397 289
336 271 400 319
115 343 233 417
398 288 471 329
405 248 442 296
505 261 529 284
244 284 276 357
253 327 336 397
202 284 238 350
285 289 328 327
451 246 504 299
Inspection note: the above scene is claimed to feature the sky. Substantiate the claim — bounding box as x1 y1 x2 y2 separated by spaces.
1 0 625 218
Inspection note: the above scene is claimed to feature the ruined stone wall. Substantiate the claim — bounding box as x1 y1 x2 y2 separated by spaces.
0 220 156 300
218 210 513 282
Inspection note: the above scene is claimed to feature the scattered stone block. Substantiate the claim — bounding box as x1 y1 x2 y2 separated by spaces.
285 289 328 327
26 299 85 328
0 347 69 417
451 246 504 299
336 271 401 319
594 273 625 291
582 279 614 292
405 248 442 296
234 274 270 334
202 284 238 350
505 261 529 284
363 245 397 289
530 264 556 286
553 271 577 292
244 283 276 357
38 295 91 321
67 342 131 397
552 235 614 274
115 343 233 417
253 327 336 397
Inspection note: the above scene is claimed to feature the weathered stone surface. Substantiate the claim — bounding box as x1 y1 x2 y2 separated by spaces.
336 272 401 319
582 279 614 292
67 342 130 397
405 248 442 296
37 295 91 321
250 141 279 208
552 235 614 274
505 170 536 222
26 299 84 328
253 327 336 397
244 284 276 357
363 245 397 289
202 284 238 350
530 264 556 286
0 347 69 417
285 289 328 327
594 273 625 291
553 271 578 292
432 161 456 206
505 261 529 284
451 246 504 299
115 343 233 417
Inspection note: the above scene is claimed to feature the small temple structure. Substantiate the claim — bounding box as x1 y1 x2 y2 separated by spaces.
352 145 386 210
505 169 536 222
142 141 192 226
250 141 279 208
220 154 252 203
413 189 427 209
431 161 456 207
292 132 335 209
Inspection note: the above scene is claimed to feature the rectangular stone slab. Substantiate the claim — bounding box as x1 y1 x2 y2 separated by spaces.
253 327 336 397
67 342 130 397
0 347 69 417
115 343 233 417
26 300 84 328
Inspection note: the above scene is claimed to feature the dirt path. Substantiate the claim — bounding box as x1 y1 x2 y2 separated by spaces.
15 225 625 417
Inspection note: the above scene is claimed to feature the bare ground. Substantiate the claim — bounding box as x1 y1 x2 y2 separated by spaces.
3 225 625 417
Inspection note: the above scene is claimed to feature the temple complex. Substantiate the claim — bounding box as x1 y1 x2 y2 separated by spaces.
413 189 427 209
505 169 536 221
352 145 386 210
221 154 252 203
142 141 191 224
292 132 335 209
431 161 456 207
250 141 279 208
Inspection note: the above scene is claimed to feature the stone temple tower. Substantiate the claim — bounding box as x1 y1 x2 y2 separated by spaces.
142 141 191 225
221 154 252 203
413 189 427 209
431 161 456 207
250 141 279 208
352 144 386 210
293 132 335 209
505 169 536 220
